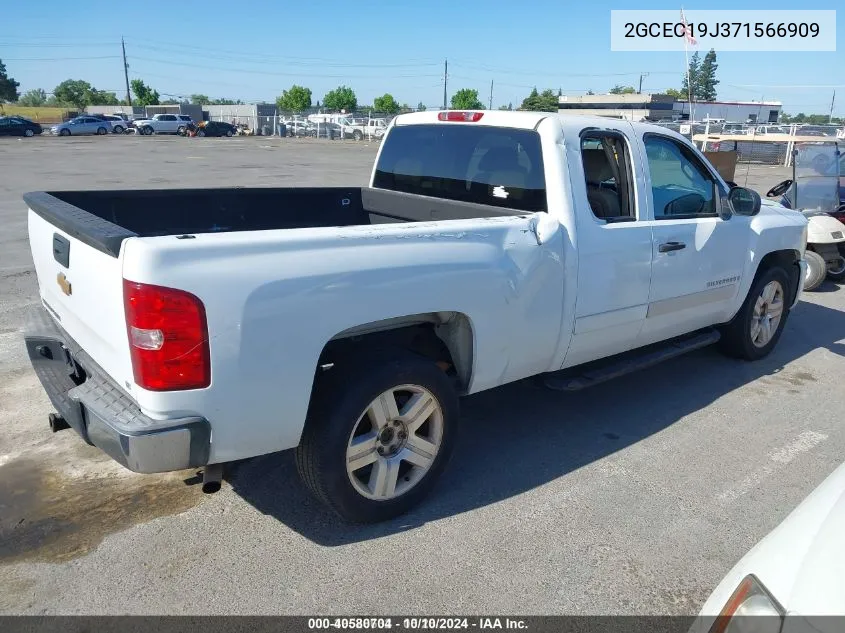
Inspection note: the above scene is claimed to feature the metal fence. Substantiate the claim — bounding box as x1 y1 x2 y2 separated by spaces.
652 121 845 166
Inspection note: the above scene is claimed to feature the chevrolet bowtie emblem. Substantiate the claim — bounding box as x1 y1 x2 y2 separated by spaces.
57 272 72 296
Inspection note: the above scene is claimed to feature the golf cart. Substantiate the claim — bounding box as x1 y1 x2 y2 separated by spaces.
766 143 845 291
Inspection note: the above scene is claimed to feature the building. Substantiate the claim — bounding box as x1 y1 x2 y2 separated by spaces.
557 94 784 124
672 100 782 124
557 93 675 121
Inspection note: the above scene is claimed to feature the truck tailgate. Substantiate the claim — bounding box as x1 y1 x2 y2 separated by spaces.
27 209 132 391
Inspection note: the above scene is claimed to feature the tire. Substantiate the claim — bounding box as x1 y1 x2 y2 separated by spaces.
296 353 459 523
143 126 154 136
197 130 206 137
803 250 827 291
24 128 34 137
59 128 70 136
113 125 124 134
718 265 792 361
353 130 363 141
825 255 845 282
311 130 318 138
225 130 233 137
97 127 107 135
177 126 186 135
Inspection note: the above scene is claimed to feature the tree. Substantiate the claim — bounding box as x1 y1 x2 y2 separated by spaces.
520 87 558 112
609 85 636 94
87 88 119 106
417 101 427 112
323 85 357 112
190 94 210 105
18 88 47 107
697 49 719 101
211 98 241 105
277 85 312 112
161 98 181 105
0 59 20 103
450 88 483 110
681 51 700 100
53 80 91 109
373 93 400 114
586 90 595 95
664 88 684 99
130 79 160 106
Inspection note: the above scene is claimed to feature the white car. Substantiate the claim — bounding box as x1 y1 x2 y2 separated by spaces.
100 115 128 134
133 113 195 135
695 461 845 632
23 111 807 522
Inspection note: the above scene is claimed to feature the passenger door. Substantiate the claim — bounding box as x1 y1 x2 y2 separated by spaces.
561 127 655 368
636 133 747 345
0 118 12 136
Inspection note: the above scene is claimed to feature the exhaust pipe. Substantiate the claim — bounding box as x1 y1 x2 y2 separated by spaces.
48 413 70 433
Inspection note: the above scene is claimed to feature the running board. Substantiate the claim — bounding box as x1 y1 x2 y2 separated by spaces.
543 329 721 392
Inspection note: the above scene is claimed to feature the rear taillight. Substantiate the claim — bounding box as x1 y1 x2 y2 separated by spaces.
438 111 484 122
123 280 210 391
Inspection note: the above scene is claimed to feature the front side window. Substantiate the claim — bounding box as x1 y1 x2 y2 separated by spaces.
644 135 718 219
373 124 546 212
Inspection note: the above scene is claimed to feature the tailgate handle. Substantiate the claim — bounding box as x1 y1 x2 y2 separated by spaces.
53 234 70 268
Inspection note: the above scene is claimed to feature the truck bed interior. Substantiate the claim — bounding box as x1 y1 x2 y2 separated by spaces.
24 187 529 257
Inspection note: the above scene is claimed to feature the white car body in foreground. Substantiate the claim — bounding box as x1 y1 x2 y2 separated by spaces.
695 462 845 632
23 111 809 521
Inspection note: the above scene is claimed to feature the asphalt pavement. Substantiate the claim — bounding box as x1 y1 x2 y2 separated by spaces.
1 135 843 615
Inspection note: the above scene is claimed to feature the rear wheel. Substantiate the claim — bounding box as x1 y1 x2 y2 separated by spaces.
803 250 826 291
719 265 791 361
296 353 458 523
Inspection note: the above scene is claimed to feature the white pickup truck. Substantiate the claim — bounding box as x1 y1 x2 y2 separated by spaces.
23 111 808 522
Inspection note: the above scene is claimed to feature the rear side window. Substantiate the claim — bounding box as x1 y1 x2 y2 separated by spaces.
373 124 546 212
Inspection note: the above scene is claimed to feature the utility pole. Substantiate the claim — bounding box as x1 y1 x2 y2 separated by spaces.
489 80 493 110
638 72 649 95
829 89 836 124
442 59 448 110
122 37 132 107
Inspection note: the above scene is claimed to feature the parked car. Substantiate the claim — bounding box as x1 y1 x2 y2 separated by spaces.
311 121 341 139
196 121 236 137
283 119 313 137
694 460 845 630
51 116 111 136
133 113 195 135
99 115 129 134
0 116 43 137
22 111 808 523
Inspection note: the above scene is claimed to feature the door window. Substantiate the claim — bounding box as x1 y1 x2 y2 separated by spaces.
643 135 718 219
580 132 636 222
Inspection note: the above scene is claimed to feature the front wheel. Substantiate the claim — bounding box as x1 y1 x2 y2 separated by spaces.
96 126 107 135
197 129 206 137
803 250 827 290
353 130 363 141
59 129 70 136
143 126 154 136
177 125 186 135
24 128 34 137
225 130 233 137
296 354 458 523
719 265 791 361
113 125 124 134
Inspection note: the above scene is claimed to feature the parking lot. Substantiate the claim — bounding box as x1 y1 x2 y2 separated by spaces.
1 134 844 615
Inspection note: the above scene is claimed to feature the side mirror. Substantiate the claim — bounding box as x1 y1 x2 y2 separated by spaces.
729 187 761 216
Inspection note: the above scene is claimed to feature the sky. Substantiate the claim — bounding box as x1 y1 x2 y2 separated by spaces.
2 0 844 116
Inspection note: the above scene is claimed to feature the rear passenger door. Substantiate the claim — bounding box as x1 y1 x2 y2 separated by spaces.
562 126 655 368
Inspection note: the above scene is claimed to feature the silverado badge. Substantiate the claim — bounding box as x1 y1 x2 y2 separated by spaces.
57 272 72 296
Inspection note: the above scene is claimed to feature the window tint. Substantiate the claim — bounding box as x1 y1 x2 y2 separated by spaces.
644 135 717 218
373 124 546 212
580 133 635 221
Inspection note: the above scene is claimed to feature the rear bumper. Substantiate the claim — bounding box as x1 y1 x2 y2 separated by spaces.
24 304 210 473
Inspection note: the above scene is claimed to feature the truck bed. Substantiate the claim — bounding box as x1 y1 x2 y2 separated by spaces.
24 187 529 257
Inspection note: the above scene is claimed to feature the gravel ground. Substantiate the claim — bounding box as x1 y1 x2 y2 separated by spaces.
1 134 842 615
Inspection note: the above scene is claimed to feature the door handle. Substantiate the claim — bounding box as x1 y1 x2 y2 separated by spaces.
659 241 686 253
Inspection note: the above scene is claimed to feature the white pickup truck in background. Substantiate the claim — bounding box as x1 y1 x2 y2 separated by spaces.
23 111 807 522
